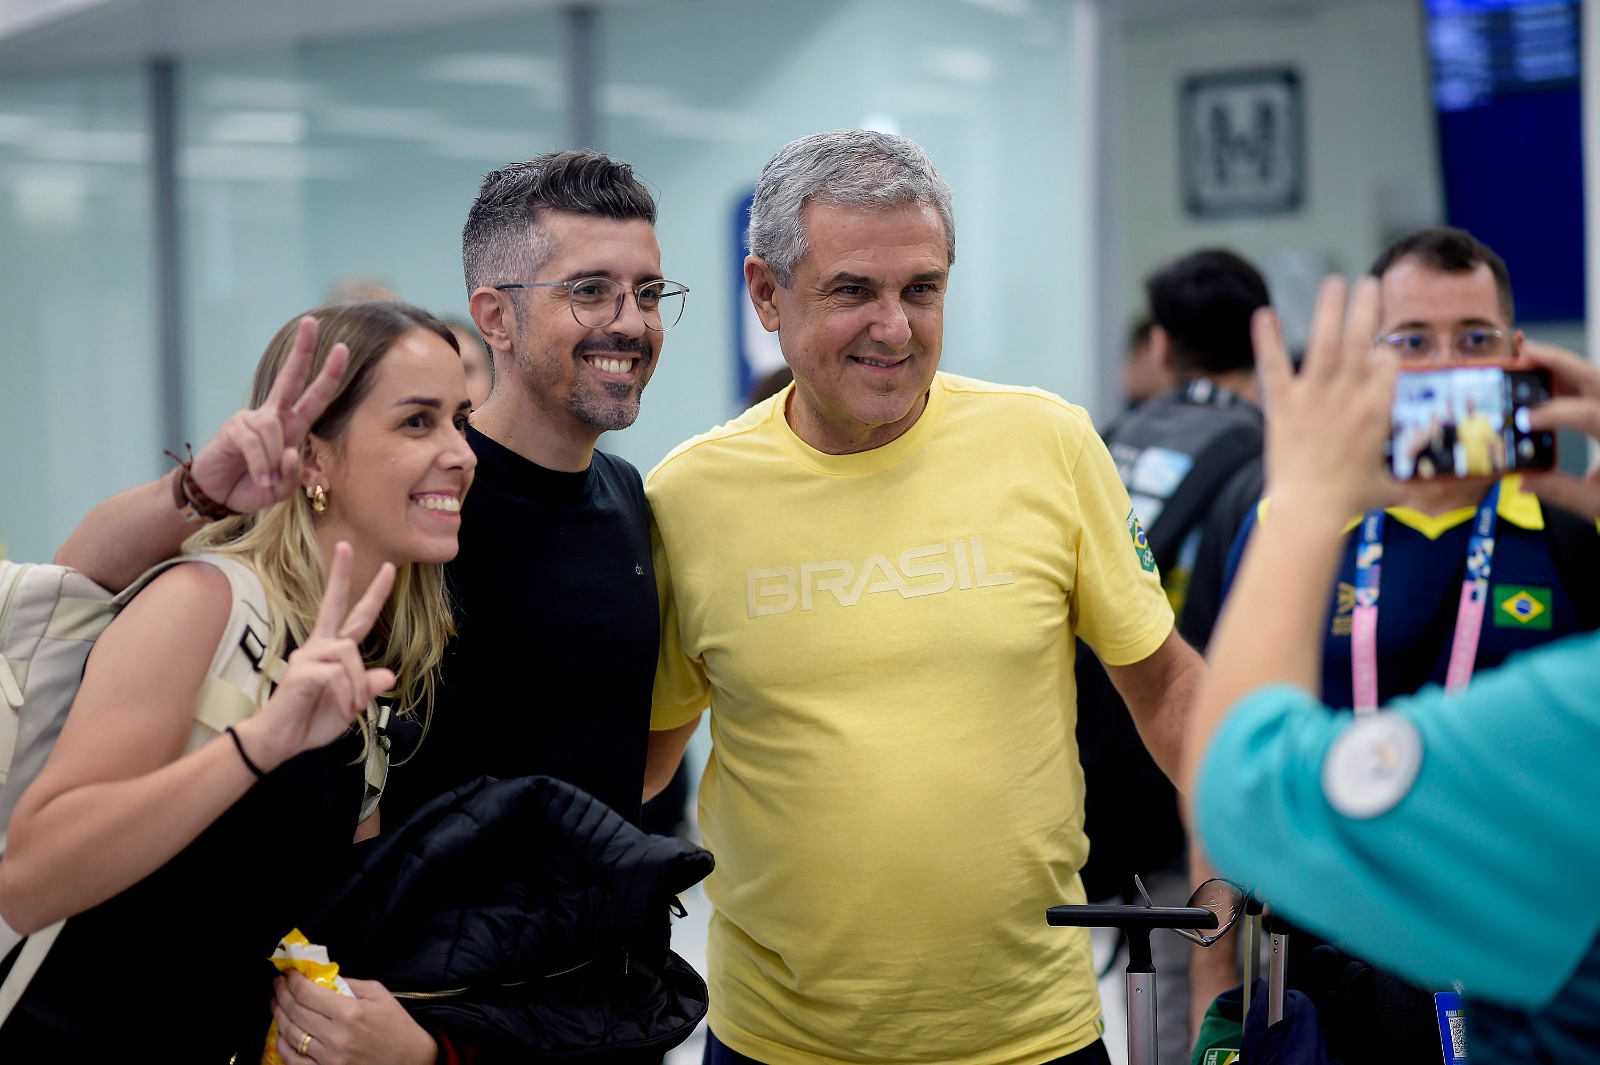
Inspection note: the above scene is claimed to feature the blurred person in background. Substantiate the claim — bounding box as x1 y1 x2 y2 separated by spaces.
1120 313 1172 411
327 274 399 304
1077 248 1269 1058
446 318 494 410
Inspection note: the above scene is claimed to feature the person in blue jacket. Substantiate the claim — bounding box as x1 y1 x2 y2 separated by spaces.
1181 274 1600 1064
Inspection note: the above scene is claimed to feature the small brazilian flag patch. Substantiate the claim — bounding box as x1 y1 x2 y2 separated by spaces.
1494 585 1551 628
1127 508 1157 573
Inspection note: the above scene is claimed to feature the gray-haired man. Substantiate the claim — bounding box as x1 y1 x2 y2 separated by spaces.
645 130 1203 1065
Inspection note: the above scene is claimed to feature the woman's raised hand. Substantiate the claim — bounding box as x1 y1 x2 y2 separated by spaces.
240 543 396 772
191 317 348 513
1255 274 1399 518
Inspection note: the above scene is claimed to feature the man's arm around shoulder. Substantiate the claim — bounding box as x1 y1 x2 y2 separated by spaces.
55 475 197 591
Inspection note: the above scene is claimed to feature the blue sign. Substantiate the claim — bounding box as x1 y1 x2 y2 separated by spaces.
732 189 787 408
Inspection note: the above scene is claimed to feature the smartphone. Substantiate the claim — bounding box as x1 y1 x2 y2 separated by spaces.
1387 362 1556 480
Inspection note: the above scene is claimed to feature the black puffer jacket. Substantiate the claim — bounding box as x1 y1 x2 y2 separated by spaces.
302 775 714 1063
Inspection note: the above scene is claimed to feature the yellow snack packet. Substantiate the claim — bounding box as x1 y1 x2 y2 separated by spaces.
261 928 354 1064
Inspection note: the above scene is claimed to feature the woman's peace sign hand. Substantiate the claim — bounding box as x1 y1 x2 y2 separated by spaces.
190 317 348 514
235 543 396 773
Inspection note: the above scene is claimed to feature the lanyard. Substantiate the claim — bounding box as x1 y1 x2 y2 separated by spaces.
1350 483 1500 715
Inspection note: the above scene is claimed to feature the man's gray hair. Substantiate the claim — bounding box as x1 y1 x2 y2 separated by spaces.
748 130 956 288
462 149 657 296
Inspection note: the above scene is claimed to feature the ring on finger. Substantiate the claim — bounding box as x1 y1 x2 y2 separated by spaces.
299 1031 313 1055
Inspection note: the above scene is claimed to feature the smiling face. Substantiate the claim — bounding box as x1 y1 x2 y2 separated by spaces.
506 211 664 446
306 327 477 570
747 201 948 454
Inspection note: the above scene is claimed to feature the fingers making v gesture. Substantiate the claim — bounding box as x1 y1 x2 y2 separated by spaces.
246 543 397 772
190 317 350 514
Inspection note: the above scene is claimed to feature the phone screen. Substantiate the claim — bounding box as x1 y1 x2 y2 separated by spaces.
1388 364 1555 480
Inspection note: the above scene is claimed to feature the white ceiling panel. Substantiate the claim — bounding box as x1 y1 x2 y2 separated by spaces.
0 0 1399 78
0 0 600 75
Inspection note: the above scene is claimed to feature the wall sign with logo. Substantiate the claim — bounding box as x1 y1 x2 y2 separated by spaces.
1180 67 1304 218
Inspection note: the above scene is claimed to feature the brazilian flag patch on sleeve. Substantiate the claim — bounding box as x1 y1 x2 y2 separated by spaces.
1127 508 1157 573
1493 585 1552 628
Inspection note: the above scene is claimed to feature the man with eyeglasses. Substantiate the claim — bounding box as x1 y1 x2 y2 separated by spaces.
1215 226 1600 1062
60 150 687 828
1187 273 1600 1065
376 150 689 825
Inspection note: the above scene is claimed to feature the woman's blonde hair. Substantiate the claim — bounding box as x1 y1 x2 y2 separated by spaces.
184 301 463 744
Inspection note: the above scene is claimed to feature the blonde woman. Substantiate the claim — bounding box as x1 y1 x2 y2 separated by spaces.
0 301 474 1062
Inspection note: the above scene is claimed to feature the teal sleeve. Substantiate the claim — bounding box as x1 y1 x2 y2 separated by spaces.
1195 629 1600 1010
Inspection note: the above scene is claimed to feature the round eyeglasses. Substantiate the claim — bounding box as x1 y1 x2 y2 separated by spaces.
1375 327 1511 360
493 276 689 332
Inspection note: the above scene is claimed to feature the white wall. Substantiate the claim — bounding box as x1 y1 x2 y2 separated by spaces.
1119 0 1443 360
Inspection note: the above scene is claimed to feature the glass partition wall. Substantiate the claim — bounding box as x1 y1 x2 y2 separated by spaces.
0 69 158 563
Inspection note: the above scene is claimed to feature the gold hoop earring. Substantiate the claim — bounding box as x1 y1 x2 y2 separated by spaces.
306 484 328 514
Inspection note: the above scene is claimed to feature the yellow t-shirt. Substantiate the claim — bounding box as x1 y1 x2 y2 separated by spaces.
648 373 1174 1065
1456 410 1501 476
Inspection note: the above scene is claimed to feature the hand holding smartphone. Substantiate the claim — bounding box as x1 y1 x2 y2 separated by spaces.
1387 361 1556 481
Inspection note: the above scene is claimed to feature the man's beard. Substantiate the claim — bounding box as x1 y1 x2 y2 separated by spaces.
572 374 644 432
513 334 652 433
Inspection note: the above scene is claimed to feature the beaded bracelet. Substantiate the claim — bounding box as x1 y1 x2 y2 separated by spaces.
165 445 238 522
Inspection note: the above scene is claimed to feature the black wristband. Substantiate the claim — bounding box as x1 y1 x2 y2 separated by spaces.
225 725 266 780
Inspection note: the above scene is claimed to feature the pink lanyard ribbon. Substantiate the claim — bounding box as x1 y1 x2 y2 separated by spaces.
1350 484 1499 715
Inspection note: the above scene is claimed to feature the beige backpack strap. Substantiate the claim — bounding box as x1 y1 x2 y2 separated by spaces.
104 555 278 751
178 555 390 819
176 556 280 749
